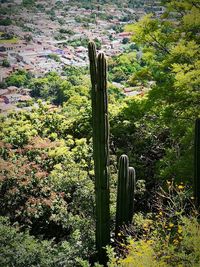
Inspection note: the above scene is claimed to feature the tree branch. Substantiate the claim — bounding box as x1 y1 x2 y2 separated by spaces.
191 2 200 9
149 33 170 54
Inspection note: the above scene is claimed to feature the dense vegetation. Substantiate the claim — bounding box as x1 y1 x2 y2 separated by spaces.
0 0 200 266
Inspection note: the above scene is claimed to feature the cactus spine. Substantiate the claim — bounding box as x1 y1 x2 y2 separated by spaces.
88 42 110 264
115 155 136 236
194 118 200 208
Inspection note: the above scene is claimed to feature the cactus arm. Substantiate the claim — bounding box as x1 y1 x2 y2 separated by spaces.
194 118 200 208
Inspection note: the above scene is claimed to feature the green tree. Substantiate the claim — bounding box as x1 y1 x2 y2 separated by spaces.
122 37 129 44
24 34 33 42
2 59 10 68
0 101 96 264
22 0 35 7
0 17 12 26
121 0 200 182
6 70 30 87
48 53 61 62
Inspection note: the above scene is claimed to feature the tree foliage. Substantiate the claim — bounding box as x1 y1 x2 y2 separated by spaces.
119 0 200 183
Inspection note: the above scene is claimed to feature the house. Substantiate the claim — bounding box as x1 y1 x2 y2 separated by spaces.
124 87 134 93
63 54 73 60
124 91 140 97
112 82 124 89
118 32 132 38
0 52 7 63
110 40 121 49
0 95 9 104
123 87 141 97
6 94 22 103
75 46 87 53
7 86 18 93
19 95 32 102
0 89 9 96
0 43 24 53
24 65 34 71
20 88 31 95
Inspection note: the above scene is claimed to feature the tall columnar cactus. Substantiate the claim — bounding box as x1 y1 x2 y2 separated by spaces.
128 167 136 223
194 118 200 208
115 154 129 235
88 42 110 264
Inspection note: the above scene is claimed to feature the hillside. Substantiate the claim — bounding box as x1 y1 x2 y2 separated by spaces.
0 0 200 266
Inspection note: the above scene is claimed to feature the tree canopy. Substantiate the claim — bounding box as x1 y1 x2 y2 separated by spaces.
119 0 200 182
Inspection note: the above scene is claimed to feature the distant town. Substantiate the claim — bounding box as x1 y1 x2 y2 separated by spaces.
0 0 164 113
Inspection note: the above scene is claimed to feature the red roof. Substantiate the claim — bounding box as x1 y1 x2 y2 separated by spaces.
119 32 132 37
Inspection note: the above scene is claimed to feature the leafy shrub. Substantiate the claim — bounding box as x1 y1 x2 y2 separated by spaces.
0 216 95 267
0 104 96 263
0 216 55 267
108 216 200 267
108 182 199 267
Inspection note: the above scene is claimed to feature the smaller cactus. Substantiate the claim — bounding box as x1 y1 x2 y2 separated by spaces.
115 155 136 236
194 118 200 208
128 167 136 223
115 154 129 235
